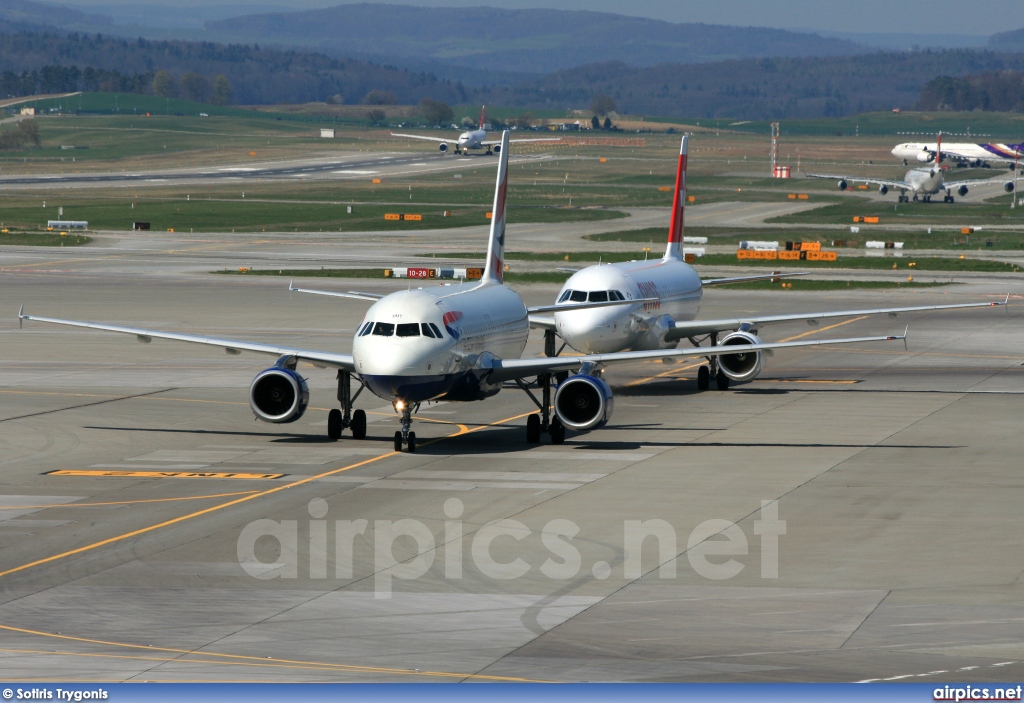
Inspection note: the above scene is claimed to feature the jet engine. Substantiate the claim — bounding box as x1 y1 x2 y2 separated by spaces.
554 374 614 431
249 368 309 423
958 185 969 197
879 185 888 195
439 143 448 153
1005 181 1016 193
493 144 502 154
917 151 935 163
837 180 848 191
717 331 765 383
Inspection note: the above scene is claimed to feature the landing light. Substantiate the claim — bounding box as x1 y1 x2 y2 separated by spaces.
395 400 406 412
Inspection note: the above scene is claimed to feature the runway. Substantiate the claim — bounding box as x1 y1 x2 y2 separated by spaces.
2 231 1024 683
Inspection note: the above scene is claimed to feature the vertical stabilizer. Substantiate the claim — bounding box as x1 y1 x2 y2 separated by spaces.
481 130 510 285
936 132 943 166
664 135 688 261
480 105 486 131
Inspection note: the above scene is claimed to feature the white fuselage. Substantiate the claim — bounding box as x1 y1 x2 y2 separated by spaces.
457 128 487 150
353 282 528 402
901 166 946 195
892 142 1022 165
554 259 702 354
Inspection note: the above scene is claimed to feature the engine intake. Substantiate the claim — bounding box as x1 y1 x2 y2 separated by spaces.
917 151 935 163
1005 181 1015 193
717 331 765 383
554 374 613 431
493 144 501 154
837 180 848 191
958 185 969 197
439 143 448 152
250 368 309 423
879 185 888 195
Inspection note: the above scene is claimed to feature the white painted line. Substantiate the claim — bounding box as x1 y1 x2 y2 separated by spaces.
360 480 583 491
431 451 653 462
390 470 606 483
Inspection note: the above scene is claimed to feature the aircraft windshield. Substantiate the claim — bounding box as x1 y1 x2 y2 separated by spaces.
396 323 420 337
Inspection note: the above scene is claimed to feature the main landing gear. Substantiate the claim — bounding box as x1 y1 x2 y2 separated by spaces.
519 329 567 445
327 370 367 441
694 332 729 392
393 401 419 453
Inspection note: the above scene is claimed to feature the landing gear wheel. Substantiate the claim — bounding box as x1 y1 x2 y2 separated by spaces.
394 431 403 453
697 365 710 391
550 419 566 445
351 409 367 439
715 370 730 390
327 408 342 440
526 414 541 444
407 431 416 453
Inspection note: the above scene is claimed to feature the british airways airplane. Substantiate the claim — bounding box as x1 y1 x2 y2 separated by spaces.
531 136 1007 391
391 106 558 155
19 132 910 450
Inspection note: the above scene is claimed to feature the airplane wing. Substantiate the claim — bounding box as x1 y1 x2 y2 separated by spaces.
662 297 1007 342
701 272 808 286
486 331 907 384
390 132 458 145
528 315 557 331
18 307 357 371
807 173 911 189
289 282 382 301
482 137 563 146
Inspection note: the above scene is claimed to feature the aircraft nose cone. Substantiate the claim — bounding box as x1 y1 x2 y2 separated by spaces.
555 307 624 354
358 343 424 375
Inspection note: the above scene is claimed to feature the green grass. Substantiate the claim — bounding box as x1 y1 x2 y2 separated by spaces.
0 230 90 246
0 198 624 233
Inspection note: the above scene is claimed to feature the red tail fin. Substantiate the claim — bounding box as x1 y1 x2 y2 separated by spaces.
936 132 942 166
665 135 688 261
480 105 486 130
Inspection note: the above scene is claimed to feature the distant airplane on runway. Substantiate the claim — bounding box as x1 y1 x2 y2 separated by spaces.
391 106 559 155
810 134 1015 203
892 139 1023 169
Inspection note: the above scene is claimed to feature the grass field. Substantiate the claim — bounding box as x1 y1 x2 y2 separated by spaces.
769 195 1024 226
0 231 91 246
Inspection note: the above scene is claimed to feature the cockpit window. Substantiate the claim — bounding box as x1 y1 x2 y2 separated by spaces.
611 290 625 301
358 321 374 336
421 323 436 338
396 323 420 337
558 290 573 303
588 291 608 303
569 290 587 302
429 323 444 338
372 322 395 336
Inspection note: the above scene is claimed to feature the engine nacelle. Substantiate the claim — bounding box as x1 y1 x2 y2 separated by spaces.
717 331 765 383
879 185 888 195
1005 181 1015 193
439 142 448 153
554 374 613 431
958 185 969 197
493 144 501 154
917 151 935 163
837 180 848 191
249 368 309 423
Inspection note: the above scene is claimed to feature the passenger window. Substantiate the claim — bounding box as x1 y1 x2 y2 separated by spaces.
421 323 436 338
589 291 608 302
558 290 573 303
569 290 587 302
396 323 420 337
372 322 395 336
429 323 444 338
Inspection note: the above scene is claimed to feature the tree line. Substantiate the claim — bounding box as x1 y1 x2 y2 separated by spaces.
918 72 1024 112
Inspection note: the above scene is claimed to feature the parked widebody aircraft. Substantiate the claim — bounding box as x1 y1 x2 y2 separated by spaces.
391 106 559 155
809 136 1014 203
21 132 913 449
531 136 1008 391
892 139 1023 168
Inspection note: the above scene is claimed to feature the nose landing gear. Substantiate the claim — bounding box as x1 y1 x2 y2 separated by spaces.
393 401 418 453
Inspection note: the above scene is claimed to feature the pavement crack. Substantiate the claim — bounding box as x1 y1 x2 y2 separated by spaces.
0 388 177 423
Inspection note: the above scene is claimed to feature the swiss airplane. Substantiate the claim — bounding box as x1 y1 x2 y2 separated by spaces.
391 105 559 155
892 139 1023 168
531 135 1007 391
20 132 912 450
810 135 1015 203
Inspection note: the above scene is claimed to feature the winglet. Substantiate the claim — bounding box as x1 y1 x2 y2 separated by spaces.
289 280 297 292
664 135 688 261
18 304 24 329
903 325 909 350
